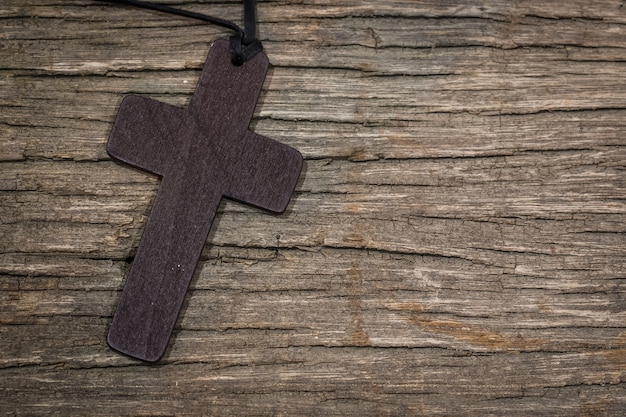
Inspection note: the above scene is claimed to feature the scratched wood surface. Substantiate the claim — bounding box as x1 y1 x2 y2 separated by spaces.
1 1 626 415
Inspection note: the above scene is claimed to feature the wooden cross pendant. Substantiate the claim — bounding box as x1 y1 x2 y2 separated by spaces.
106 39 303 362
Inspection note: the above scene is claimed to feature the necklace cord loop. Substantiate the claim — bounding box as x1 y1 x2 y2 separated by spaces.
94 0 262 64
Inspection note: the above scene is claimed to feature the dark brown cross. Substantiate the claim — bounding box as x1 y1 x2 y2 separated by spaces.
106 39 302 362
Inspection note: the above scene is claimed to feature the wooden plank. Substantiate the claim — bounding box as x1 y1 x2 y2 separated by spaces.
1 0 625 415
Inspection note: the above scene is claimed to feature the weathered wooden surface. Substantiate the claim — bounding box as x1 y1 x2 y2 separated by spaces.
1 0 626 415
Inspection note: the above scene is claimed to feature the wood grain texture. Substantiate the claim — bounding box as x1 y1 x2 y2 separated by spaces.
1 0 625 415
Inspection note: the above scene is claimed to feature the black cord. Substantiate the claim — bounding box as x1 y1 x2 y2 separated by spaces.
94 0 262 65
229 0 262 65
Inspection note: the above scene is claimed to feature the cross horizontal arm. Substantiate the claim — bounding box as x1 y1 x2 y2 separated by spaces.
107 95 185 176
224 130 303 212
